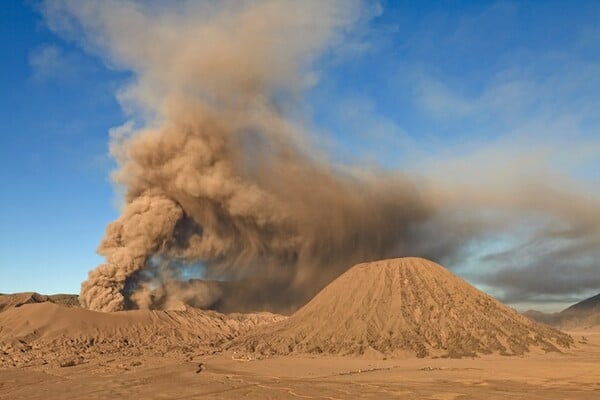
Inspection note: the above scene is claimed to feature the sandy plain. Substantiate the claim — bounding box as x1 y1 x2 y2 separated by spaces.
1 329 598 400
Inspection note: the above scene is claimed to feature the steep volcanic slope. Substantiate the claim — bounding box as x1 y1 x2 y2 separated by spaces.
563 293 600 314
561 293 600 328
235 257 573 358
525 293 600 329
0 301 284 368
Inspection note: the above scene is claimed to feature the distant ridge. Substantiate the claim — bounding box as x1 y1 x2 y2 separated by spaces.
0 292 79 313
563 293 600 314
234 257 573 358
524 292 600 329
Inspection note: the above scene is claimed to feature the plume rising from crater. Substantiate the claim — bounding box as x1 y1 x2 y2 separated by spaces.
50 0 430 312
42 0 600 313
81 94 432 311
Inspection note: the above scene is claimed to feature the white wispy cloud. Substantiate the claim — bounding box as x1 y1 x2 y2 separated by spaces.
28 44 81 82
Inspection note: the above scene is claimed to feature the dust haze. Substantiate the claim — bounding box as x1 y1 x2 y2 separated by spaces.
42 0 600 312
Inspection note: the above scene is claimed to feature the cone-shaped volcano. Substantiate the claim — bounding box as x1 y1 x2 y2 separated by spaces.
236 257 573 358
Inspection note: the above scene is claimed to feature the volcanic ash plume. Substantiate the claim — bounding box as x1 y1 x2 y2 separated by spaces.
56 0 430 312
80 194 183 311
47 0 600 312
78 100 431 312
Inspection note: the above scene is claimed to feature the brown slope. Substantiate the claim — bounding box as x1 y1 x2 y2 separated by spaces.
559 292 600 328
0 292 80 314
562 293 600 314
0 292 50 313
47 293 80 307
525 293 600 329
0 301 284 368
234 257 573 358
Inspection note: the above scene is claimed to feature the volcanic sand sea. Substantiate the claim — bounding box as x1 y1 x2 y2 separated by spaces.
1 258 598 399
0 334 599 400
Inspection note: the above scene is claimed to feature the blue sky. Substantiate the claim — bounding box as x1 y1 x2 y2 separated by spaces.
1 1 123 293
1 0 598 311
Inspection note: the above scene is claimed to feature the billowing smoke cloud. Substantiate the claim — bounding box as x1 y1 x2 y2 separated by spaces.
43 0 600 312
44 0 431 312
